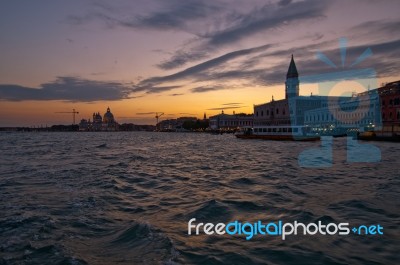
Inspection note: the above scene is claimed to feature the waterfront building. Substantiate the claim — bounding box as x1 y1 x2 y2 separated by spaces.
253 55 344 128
209 111 253 130
304 81 400 135
304 91 380 133
379 81 400 133
79 107 118 131
157 117 200 131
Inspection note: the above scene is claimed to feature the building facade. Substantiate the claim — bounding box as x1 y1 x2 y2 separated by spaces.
304 81 400 134
253 55 342 127
304 91 381 133
379 81 400 133
209 111 253 130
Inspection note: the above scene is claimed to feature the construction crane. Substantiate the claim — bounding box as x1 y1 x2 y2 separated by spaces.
155 112 164 131
55 109 79 125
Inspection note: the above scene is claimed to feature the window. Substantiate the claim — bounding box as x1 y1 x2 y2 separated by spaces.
263 128 267 132
256 111 258 117
261 111 264 116
267 110 269 116
276 108 279 114
293 128 298 133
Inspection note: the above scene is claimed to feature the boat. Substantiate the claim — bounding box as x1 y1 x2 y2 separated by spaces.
357 131 400 142
235 125 320 141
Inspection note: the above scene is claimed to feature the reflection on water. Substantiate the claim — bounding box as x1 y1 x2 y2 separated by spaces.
0 132 399 264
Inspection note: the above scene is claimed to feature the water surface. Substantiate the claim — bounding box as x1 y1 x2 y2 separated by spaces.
0 132 399 264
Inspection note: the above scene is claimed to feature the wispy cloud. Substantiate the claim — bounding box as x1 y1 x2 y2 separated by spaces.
61 5 400 97
132 0 222 31
191 85 225 93
0 76 134 102
204 0 327 46
157 0 329 69
136 112 156 115
134 44 272 93
222 102 244 106
179 112 197 115
67 0 329 71
67 0 222 32
207 106 245 110
133 34 400 95
132 85 181 94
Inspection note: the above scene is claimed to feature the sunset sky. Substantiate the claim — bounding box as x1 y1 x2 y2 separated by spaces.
1 0 399 126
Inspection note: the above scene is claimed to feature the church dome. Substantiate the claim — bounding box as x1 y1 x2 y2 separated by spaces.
103 107 115 123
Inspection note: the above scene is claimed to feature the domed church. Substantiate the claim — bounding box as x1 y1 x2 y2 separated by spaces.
79 107 118 131
103 107 115 124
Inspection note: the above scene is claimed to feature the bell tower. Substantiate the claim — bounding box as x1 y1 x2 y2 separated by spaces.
285 54 299 99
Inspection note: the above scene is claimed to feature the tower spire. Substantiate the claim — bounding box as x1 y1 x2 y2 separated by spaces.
285 54 300 99
286 54 299 79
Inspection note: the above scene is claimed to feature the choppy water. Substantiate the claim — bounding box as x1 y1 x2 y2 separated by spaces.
0 132 399 265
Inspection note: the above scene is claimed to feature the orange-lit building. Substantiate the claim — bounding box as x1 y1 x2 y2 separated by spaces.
378 80 400 133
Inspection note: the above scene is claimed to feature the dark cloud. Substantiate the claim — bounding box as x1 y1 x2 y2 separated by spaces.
132 0 222 31
135 44 272 93
170 93 184 96
0 76 133 102
134 35 400 95
157 49 209 70
297 38 400 82
67 0 328 71
131 85 181 94
278 0 293 6
191 85 225 93
67 0 221 32
350 19 400 36
155 0 328 69
204 0 328 46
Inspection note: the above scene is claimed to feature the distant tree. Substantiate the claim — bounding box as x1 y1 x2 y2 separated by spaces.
182 119 209 130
